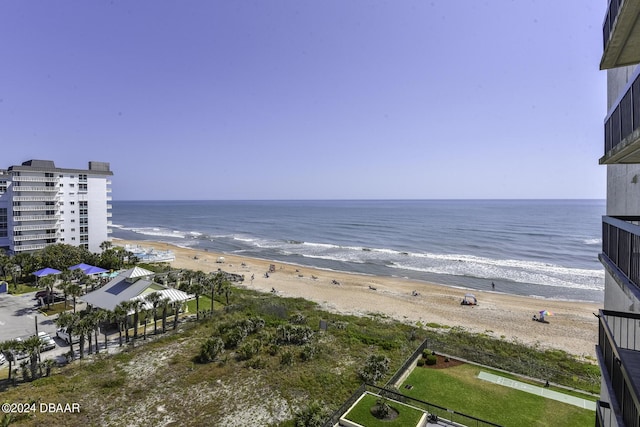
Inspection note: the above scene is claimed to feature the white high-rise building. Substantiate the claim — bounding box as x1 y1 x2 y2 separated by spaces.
596 1 640 426
0 159 113 254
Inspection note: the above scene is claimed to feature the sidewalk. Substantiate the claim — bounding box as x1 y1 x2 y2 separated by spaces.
477 371 596 410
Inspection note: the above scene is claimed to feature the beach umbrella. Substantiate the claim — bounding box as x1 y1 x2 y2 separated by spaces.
539 310 554 317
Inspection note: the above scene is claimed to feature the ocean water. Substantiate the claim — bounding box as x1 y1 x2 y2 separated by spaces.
111 200 605 302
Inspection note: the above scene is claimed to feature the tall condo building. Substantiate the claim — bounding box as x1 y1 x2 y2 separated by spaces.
597 1 640 426
0 160 113 254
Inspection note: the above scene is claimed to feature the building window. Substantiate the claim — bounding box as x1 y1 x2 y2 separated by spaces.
0 208 6 238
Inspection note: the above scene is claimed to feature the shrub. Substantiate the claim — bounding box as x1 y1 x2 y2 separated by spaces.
246 357 267 370
417 358 425 367
294 400 328 427
276 324 314 345
236 339 261 361
198 337 224 363
359 354 390 384
425 354 437 366
281 350 294 366
290 313 307 325
300 344 318 362
223 327 247 349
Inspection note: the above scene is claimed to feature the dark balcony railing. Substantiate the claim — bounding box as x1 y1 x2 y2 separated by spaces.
598 309 640 427
604 72 640 155
602 216 640 292
603 0 623 51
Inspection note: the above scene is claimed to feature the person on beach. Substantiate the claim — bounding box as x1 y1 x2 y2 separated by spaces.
491 282 495 290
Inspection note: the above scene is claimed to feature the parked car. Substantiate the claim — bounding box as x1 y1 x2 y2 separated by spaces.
55 327 80 344
37 332 56 351
36 293 66 306
0 352 5 365
34 289 52 299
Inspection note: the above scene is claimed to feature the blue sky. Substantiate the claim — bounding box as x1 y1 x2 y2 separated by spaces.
1 1 606 200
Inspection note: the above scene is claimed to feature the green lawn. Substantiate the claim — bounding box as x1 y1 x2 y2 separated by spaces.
343 392 425 427
401 364 594 427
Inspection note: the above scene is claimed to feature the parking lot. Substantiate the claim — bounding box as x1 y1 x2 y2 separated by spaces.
0 291 73 362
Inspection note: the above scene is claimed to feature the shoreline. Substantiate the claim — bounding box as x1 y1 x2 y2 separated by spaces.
113 238 601 358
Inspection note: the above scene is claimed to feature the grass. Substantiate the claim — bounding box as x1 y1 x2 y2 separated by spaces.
344 392 425 427
0 286 601 426
7 283 38 295
401 364 594 427
36 301 74 316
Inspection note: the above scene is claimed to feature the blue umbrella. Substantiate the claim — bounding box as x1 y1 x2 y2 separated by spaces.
33 268 61 278
69 263 93 272
83 266 108 275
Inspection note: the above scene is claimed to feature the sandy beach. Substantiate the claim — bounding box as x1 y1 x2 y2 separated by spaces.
114 238 601 359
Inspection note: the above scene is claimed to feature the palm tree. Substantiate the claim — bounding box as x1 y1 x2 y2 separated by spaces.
58 279 71 311
0 339 20 382
113 302 129 346
159 296 171 333
188 271 208 320
145 292 162 335
172 301 182 330
38 274 56 310
93 309 110 353
129 299 144 342
56 311 79 360
209 273 222 313
21 335 42 380
75 316 91 359
67 282 83 313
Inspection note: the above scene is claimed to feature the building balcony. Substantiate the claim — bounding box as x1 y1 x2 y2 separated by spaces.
597 309 640 427
12 205 56 212
13 243 47 252
601 70 640 164
11 176 58 183
601 216 640 297
601 0 640 70
13 224 58 232
12 215 59 222
13 233 59 242
12 186 59 193
13 195 58 202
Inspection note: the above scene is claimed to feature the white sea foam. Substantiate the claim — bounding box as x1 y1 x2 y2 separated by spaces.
584 238 602 245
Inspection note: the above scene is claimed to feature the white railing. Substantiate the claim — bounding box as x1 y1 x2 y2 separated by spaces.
106 204 113 210
13 224 58 232
13 196 58 202
13 243 47 252
106 212 112 217
12 205 54 212
12 186 59 192
13 234 58 242
12 215 59 222
11 176 58 183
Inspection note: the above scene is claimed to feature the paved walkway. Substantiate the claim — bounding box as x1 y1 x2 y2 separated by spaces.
477 371 596 411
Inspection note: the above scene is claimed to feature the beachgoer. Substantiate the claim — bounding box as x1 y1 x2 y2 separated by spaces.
491 282 495 290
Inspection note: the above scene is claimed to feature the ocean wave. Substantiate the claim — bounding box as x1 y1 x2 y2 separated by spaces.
125 227 188 239
584 238 602 245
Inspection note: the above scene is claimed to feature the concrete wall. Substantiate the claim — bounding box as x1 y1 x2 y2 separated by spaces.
606 164 640 215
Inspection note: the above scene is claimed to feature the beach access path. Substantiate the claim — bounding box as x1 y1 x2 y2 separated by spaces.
113 239 601 359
